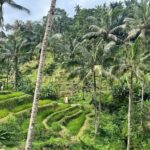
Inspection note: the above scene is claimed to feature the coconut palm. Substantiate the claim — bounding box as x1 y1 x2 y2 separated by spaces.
64 36 115 136
83 2 128 46
111 39 150 150
25 0 57 150
123 0 150 44
0 31 33 90
0 0 30 26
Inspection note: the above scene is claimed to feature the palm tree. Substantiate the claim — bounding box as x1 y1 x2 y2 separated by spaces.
123 0 150 44
64 36 114 136
25 0 57 150
0 31 33 90
111 39 150 150
0 0 30 26
83 2 128 45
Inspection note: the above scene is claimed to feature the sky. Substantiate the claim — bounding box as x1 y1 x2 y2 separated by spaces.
4 0 120 24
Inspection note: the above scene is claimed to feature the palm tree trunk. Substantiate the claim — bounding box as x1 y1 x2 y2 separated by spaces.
127 70 133 150
25 1 57 150
93 70 96 93
95 76 102 135
6 58 9 90
14 55 19 90
93 69 98 136
82 87 85 100
0 3 4 26
140 82 144 128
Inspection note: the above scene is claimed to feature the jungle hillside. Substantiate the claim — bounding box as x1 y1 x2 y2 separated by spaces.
0 0 150 149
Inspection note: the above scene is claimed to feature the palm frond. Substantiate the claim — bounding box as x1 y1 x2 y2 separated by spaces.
123 17 135 23
83 32 101 39
104 41 116 54
89 25 106 33
125 29 141 41
108 33 121 42
6 0 30 14
110 24 126 33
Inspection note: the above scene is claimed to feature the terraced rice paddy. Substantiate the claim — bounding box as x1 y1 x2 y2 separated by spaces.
0 92 91 149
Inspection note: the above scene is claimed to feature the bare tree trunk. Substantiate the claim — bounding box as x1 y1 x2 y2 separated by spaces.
127 70 133 150
6 58 9 90
140 82 144 128
95 76 102 135
82 87 85 100
93 69 98 136
93 70 96 93
14 55 19 90
25 1 57 150
138 82 145 149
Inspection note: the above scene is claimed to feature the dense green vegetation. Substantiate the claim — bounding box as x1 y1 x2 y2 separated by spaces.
0 0 150 149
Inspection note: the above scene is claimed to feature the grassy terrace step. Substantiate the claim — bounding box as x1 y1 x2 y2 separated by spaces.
0 94 33 110
0 109 9 119
43 105 76 129
0 100 53 122
60 110 83 126
17 103 70 133
14 101 56 119
38 104 69 123
0 91 12 94
0 92 24 101
66 113 86 135
12 99 52 113
45 105 80 128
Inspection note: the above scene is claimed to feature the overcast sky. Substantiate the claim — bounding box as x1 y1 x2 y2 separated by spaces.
4 0 121 24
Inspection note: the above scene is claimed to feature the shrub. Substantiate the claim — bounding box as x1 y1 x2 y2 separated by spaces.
0 109 9 119
51 122 62 132
41 84 59 100
0 117 22 147
44 63 57 75
18 78 35 94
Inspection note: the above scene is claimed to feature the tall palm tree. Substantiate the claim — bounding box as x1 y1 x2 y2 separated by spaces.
25 0 57 150
0 0 30 26
64 36 114 136
111 40 150 150
0 31 33 90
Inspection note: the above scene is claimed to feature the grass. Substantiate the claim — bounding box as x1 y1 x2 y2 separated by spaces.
39 100 52 106
66 113 86 135
0 92 25 101
0 95 32 110
46 106 79 127
13 100 52 113
12 103 32 113
20 103 66 132
38 104 69 122
0 91 12 94
0 109 9 119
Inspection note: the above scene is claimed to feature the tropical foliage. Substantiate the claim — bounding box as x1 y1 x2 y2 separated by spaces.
0 0 150 150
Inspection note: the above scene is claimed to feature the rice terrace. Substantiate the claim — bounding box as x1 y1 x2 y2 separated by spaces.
0 0 150 149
